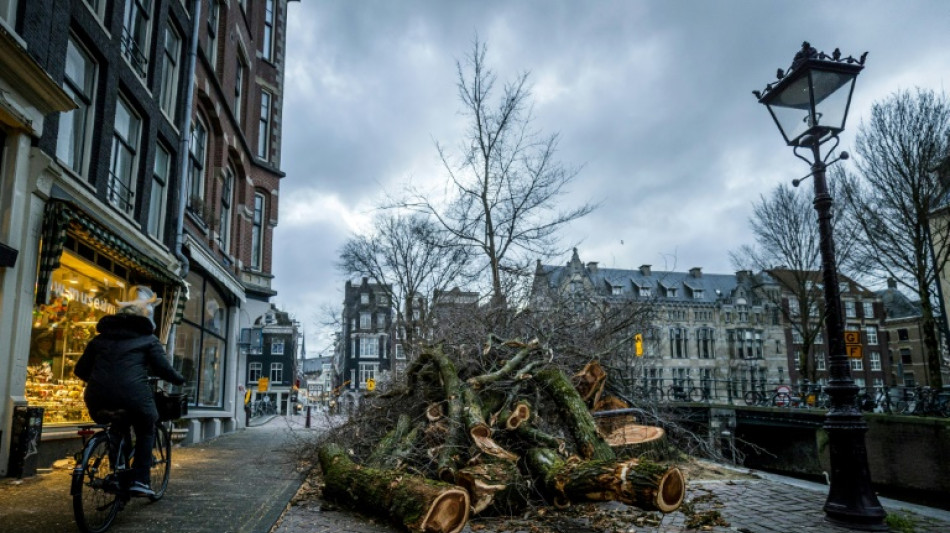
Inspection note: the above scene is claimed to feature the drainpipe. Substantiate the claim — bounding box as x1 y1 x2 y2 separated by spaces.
167 0 201 359
174 0 201 279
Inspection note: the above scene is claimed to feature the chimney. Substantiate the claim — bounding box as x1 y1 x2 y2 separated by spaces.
887 278 897 289
640 264 652 276
587 262 598 273
690 267 702 278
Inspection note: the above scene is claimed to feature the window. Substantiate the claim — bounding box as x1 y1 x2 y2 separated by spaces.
234 57 246 126
900 348 912 364
108 98 141 214
395 344 405 360
897 328 909 341
870 351 881 371
839 282 849 294
639 286 651 298
863 302 874 318
270 362 283 383
121 0 152 77
817 352 826 371
206 0 219 69
359 337 378 357
358 363 378 388
174 271 228 408
57 37 96 177
248 362 262 382
903 372 916 387
360 293 369 305
0 0 17 25
850 358 864 371
258 90 272 159
865 326 878 345
159 24 181 118
844 301 856 318
148 143 170 239
670 327 687 358
359 313 371 329
262 0 275 61
791 329 803 344
611 285 622 296
693 289 704 299
188 117 208 201
696 327 714 359
271 340 284 355
376 313 386 329
217 168 233 251
251 192 265 269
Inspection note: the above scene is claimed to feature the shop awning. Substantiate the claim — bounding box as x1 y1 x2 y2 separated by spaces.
35 201 185 307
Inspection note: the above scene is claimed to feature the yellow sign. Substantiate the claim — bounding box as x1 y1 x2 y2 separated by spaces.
257 377 270 392
634 333 643 357
366 378 376 391
847 345 863 359
844 330 861 345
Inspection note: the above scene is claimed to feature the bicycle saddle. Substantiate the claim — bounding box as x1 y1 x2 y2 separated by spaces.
92 408 130 424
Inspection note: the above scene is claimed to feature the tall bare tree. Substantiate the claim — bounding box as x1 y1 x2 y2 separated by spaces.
403 38 595 306
840 88 950 388
731 182 862 382
338 213 470 357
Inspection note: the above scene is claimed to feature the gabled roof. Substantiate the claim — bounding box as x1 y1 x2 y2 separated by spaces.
875 287 921 320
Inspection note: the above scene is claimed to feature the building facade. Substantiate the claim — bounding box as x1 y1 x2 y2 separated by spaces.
877 279 933 388
0 0 295 473
242 304 300 414
335 278 395 406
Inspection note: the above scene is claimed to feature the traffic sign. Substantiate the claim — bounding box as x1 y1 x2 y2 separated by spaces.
847 345 863 359
366 378 376 391
844 330 860 345
634 333 643 356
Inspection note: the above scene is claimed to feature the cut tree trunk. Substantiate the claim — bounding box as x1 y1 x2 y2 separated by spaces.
318 443 470 533
368 414 413 468
524 447 685 513
572 360 607 405
455 460 528 515
535 368 615 462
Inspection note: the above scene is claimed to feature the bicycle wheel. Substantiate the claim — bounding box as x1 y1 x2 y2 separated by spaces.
772 392 790 407
73 434 120 533
149 423 172 501
688 387 705 402
743 390 758 406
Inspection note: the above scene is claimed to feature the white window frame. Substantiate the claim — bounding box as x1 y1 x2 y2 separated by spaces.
206 0 219 69
376 313 386 329
611 286 622 296
262 0 275 61
159 23 182 119
863 301 874 318
188 116 208 202
218 167 233 252
148 143 170 239
251 192 265 269
359 313 371 330
108 97 141 215
693 289 704 299
394 344 405 360
0 0 17 26
850 358 864 371
270 362 283 383
57 36 97 178
358 363 378 388
639 286 651 298
271 339 284 355
865 326 878 346
121 0 152 78
360 293 369 305
870 351 881 371
816 352 826 371
248 362 262 382
844 301 856 318
257 90 272 159
359 337 378 358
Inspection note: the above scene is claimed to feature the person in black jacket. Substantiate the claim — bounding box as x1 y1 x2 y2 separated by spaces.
74 286 185 497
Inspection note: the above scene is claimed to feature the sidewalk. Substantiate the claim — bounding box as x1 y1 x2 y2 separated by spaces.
0 416 310 533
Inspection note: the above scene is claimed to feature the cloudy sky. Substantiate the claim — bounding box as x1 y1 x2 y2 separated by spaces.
272 0 950 354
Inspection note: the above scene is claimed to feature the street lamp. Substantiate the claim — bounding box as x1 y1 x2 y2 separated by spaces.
755 42 887 531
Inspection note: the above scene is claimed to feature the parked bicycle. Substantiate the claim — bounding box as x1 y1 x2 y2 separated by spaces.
72 379 185 533
743 387 795 407
906 386 950 418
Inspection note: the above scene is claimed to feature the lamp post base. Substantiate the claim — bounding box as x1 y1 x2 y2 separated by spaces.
822 408 888 531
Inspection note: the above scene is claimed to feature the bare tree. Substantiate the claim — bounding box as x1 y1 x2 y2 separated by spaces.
731 182 862 383
403 38 595 306
338 213 471 358
840 88 950 388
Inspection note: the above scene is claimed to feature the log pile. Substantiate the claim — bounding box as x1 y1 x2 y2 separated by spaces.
316 338 685 533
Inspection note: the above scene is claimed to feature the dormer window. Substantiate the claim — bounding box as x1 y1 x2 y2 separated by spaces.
668 287 678 297
693 289 704 299
611 286 623 296
639 287 651 297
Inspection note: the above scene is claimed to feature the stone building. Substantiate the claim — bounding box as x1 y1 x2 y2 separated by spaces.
336 278 395 405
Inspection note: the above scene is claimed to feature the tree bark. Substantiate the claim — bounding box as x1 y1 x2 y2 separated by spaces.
368 414 413 468
524 448 685 513
535 367 615 462
318 443 470 533
455 461 528 515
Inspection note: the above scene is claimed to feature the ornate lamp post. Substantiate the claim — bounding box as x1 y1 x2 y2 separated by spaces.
754 42 887 530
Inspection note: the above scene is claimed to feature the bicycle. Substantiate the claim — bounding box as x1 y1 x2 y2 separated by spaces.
71 379 184 533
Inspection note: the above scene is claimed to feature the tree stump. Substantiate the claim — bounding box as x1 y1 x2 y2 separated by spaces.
318 443 470 533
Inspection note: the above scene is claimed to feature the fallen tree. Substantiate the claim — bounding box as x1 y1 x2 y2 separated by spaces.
315 337 686 532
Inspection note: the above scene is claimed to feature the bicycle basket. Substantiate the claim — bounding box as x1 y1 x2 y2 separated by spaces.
155 391 188 421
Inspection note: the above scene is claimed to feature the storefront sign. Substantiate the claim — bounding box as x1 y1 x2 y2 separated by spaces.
49 281 117 314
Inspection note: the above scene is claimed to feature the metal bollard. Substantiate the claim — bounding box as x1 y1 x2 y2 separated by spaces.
305 405 311 428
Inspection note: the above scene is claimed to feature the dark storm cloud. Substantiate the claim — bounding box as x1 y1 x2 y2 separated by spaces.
273 0 950 351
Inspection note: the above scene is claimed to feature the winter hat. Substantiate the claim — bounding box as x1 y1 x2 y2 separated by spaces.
116 285 162 325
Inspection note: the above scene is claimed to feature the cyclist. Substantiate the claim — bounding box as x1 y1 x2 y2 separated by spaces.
74 286 185 498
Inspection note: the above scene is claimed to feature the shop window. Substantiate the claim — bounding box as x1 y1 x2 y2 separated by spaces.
57 36 97 178
25 250 131 425
174 271 227 408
